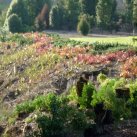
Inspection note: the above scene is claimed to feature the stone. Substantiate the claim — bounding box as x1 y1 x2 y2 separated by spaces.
52 77 68 91
0 79 4 86
3 90 20 102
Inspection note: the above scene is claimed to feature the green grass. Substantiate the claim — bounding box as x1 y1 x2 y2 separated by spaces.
70 36 137 46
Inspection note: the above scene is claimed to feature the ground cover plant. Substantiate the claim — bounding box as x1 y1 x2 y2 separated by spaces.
0 32 137 137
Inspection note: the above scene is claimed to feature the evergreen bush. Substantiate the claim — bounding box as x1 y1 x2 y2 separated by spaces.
77 17 90 36
7 13 22 33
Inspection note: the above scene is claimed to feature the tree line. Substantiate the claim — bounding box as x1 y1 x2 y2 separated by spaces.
2 0 137 34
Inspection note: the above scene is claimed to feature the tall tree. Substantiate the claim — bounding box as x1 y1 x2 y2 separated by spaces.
124 0 133 24
4 0 53 30
54 0 80 29
79 0 98 15
49 5 63 29
96 0 114 30
23 0 52 25
133 0 137 33
64 0 81 29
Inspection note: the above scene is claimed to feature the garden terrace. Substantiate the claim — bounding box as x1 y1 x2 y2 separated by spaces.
0 32 137 137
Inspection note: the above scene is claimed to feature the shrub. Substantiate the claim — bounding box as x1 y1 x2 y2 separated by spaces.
77 17 90 36
79 14 95 30
15 93 88 137
35 93 87 137
5 0 29 25
7 14 22 33
79 83 95 109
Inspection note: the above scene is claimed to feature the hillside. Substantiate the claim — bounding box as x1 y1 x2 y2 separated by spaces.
0 32 137 137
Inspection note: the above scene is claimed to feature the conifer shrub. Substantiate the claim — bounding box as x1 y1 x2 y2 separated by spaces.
7 14 22 33
77 17 90 36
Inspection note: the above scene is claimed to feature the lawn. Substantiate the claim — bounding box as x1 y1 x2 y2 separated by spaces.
70 36 137 46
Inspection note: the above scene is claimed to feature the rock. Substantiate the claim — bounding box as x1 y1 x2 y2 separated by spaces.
115 88 130 100
7 45 11 49
6 126 22 137
5 125 22 137
11 77 19 84
16 64 27 73
0 51 4 55
23 122 39 137
76 74 88 97
17 112 29 121
3 90 20 102
84 125 98 137
0 79 4 86
52 77 68 92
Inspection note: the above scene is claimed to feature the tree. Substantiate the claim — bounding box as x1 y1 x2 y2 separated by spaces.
64 0 81 29
56 0 81 30
23 0 52 26
124 0 133 24
133 0 137 33
4 0 53 31
50 5 63 29
111 0 117 20
96 0 114 30
79 0 98 15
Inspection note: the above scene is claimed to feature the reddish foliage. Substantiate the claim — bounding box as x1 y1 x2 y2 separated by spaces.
75 50 136 65
121 56 137 78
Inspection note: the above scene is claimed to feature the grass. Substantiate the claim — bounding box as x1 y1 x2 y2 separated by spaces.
70 36 137 46
23 53 62 81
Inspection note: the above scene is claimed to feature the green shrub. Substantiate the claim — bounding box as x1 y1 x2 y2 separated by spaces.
79 83 95 109
7 14 22 33
77 17 90 36
129 81 137 118
36 94 87 137
91 78 132 122
15 93 88 137
79 14 95 30
5 0 29 26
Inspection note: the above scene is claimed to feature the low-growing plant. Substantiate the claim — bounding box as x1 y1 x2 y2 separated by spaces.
79 82 96 109
92 42 131 53
16 93 89 137
97 73 107 84
92 77 132 122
